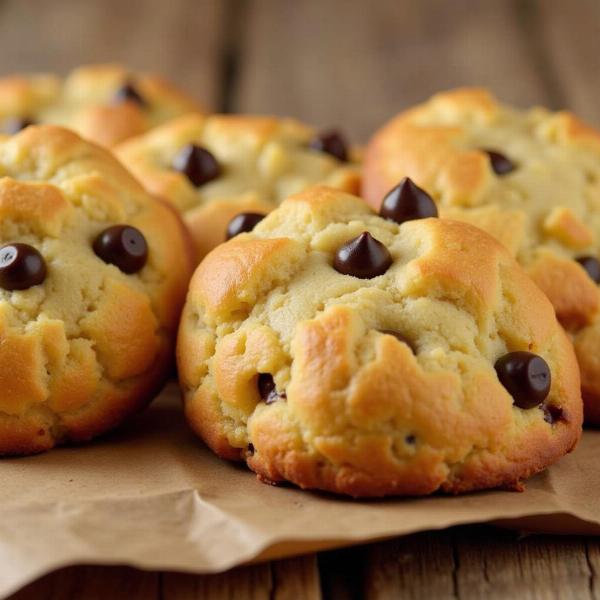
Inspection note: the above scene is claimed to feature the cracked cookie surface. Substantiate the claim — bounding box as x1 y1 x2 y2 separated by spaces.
0 63 202 147
363 88 600 424
0 125 191 455
116 114 360 261
177 187 581 497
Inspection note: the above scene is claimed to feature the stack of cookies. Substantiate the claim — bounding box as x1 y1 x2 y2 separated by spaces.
0 65 594 498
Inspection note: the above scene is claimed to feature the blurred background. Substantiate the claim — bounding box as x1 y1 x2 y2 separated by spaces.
1 0 597 142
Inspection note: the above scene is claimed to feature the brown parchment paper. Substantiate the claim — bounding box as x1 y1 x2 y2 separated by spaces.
1 382 599 598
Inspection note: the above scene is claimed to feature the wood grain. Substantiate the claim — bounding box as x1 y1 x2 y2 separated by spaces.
358 527 600 600
534 0 600 126
9 566 159 600
0 0 225 108
162 556 320 600
362 530 456 599
235 0 553 141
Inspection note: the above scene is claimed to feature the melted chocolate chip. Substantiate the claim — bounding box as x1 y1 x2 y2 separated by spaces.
4 117 35 134
380 329 414 352
0 243 46 290
484 150 516 175
495 351 551 409
93 225 148 274
542 404 564 425
113 81 146 106
172 144 221 187
247 443 255 456
257 373 285 404
226 212 266 240
309 130 348 162
334 232 392 279
576 255 600 284
405 434 416 445
379 178 438 224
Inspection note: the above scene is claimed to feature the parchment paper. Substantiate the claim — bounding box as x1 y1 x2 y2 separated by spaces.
1 382 599 598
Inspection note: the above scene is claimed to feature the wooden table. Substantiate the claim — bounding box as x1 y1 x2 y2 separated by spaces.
3 0 600 597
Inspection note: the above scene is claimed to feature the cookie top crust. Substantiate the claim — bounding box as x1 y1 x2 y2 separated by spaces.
116 113 361 259
365 87 600 264
0 64 203 147
0 125 192 454
178 186 581 497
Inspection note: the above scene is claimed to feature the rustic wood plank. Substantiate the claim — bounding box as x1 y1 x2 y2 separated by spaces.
587 539 600 600
455 526 593 600
8 565 159 600
362 529 456 599
235 0 552 141
162 556 321 600
534 0 600 126
0 0 225 108
318 546 365 600
357 526 597 600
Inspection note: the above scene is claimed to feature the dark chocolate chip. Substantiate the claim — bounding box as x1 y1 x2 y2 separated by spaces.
226 212 266 240
405 434 416 445
0 243 46 290
257 373 283 404
309 130 348 162
247 443 255 456
380 329 414 352
576 255 600 284
542 404 564 425
484 149 516 175
172 144 221 187
4 117 35 134
334 232 392 279
113 81 146 106
495 351 551 409
93 225 148 274
379 177 438 224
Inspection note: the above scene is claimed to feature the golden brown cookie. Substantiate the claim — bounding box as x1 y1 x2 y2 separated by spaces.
0 125 192 455
177 186 582 497
116 114 360 260
363 88 600 424
0 64 202 147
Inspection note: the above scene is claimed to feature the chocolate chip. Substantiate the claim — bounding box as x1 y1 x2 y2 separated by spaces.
405 434 416 445
380 329 414 352
309 130 348 162
172 144 221 187
484 150 516 175
0 243 47 291
93 225 148 274
226 212 266 240
495 351 551 409
379 177 438 224
257 373 285 404
576 255 600 284
247 443 255 456
4 117 35 134
542 404 564 425
113 81 146 106
334 232 392 279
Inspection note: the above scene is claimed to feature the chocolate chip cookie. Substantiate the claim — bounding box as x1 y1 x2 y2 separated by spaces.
363 88 600 424
177 186 581 497
0 63 202 147
116 114 360 260
0 125 191 455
